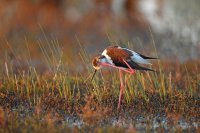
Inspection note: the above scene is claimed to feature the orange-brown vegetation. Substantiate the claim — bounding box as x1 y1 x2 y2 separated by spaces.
0 59 199 132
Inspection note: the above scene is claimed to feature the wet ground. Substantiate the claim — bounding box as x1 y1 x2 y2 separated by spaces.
5 106 199 132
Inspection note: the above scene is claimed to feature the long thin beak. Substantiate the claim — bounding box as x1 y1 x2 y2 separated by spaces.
91 69 97 81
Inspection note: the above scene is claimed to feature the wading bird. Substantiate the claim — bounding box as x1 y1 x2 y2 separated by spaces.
91 46 158 111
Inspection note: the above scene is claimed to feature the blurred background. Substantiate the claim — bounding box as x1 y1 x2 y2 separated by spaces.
0 0 200 73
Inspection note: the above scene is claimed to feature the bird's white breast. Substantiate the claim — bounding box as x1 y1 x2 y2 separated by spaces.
101 49 114 65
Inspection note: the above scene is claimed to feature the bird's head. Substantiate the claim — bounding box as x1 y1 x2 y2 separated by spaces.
91 55 105 81
92 56 101 70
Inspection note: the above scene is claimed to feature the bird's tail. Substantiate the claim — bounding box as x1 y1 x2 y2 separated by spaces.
143 56 159 60
137 52 159 60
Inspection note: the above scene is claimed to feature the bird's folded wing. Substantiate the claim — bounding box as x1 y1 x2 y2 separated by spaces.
127 60 155 72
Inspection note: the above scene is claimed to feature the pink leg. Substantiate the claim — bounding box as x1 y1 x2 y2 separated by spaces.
100 60 136 112
100 60 135 75
122 59 135 74
118 69 124 111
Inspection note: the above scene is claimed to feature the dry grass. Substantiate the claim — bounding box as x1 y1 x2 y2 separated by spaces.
0 36 199 132
0 58 199 132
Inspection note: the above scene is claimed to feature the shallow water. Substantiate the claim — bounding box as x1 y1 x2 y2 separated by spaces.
61 115 199 132
6 104 199 132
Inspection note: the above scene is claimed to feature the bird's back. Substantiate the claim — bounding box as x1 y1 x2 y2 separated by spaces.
101 46 156 71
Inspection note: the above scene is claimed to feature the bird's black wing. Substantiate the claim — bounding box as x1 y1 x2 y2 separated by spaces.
127 60 155 72
136 52 159 59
